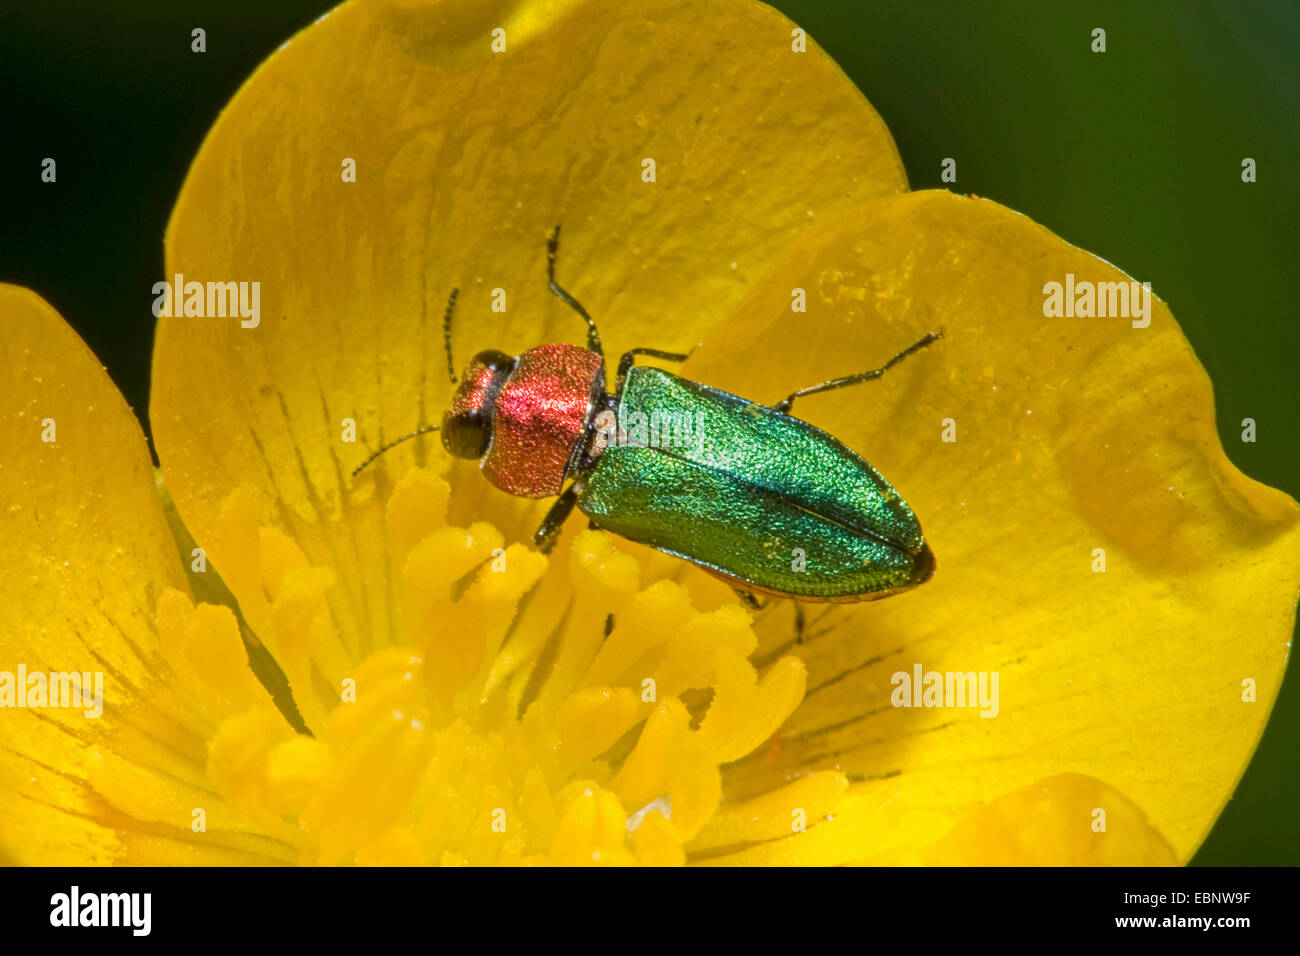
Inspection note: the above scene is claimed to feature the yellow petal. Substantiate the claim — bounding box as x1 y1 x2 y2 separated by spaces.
691 770 848 852
357 826 426 866
0 286 293 864
692 191 1300 862
694 792 950 866
926 774 1177 866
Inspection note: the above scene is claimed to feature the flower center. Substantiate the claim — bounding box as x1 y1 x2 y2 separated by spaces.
169 468 812 865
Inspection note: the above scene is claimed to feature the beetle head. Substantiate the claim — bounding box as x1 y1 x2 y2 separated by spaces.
442 349 515 459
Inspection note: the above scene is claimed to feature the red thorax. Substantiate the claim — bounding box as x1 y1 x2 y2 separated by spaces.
454 343 604 498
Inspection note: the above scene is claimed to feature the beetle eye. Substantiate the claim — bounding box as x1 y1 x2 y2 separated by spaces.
441 408 492 460
472 349 514 374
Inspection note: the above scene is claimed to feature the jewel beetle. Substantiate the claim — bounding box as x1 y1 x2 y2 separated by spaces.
355 226 939 608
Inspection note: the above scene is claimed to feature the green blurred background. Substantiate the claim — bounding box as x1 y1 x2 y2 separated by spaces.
1 0 1295 864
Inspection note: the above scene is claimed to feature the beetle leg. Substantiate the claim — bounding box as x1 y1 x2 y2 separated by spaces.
730 586 768 611
615 347 693 395
774 330 944 414
546 225 605 364
732 590 807 644
533 484 581 554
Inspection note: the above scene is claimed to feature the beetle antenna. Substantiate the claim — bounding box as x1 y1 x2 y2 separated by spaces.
547 225 605 361
352 425 440 477
442 287 460 384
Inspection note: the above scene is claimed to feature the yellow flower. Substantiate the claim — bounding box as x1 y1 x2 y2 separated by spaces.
1 0 1297 866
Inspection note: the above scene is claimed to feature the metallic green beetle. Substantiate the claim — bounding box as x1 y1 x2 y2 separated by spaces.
356 227 938 609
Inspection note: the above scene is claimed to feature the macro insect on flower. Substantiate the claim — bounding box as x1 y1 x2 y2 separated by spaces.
1 0 1297 868
354 227 940 620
